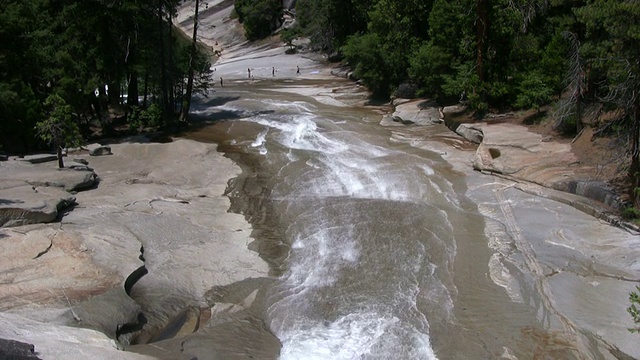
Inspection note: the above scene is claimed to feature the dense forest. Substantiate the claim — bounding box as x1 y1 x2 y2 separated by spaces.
0 0 212 155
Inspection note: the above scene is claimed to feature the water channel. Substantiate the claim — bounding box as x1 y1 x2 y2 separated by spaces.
184 79 639 359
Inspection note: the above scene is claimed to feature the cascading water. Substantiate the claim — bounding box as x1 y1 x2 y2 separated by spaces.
220 93 466 359
186 82 628 359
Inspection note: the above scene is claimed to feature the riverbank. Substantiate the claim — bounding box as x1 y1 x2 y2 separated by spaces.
0 137 277 359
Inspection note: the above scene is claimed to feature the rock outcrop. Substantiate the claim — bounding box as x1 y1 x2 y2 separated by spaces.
0 157 99 227
0 185 75 227
387 98 628 214
388 99 443 125
0 138 271 359
0 338 42 359
89 146 113 156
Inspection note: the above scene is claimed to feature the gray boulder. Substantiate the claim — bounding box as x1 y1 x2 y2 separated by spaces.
455 124 484 144
90 146 112 156
0 338 42 359
26 168 97 192
442 104 467 117
0 185 76 227
392 100 442 126
20 154 58 164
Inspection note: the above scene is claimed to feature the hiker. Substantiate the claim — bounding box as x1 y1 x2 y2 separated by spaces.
220 77 223 87
272 67 275 77
248 68 251 78
296 66 300 74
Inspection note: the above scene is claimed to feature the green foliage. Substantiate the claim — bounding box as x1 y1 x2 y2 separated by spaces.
0 0 213 151
35 94 83 166
129 103 163 132
621 207 640 221
281 27 301 50
235 0 282 40
408 42 453 99
297 0 372 52
296 0 576 111
514 71 553 111
342 33 391 97
628 285 640 332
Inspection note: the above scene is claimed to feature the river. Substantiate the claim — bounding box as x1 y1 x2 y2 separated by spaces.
184 79 640 359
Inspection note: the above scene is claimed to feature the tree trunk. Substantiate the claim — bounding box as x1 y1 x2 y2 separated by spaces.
143 70 149 108
158 2 169 115
108 81 120 105
180 0 199 123
56 144 64 169
167 10 175 115
632 105 640 209
127 31 139 107
476 0 489 82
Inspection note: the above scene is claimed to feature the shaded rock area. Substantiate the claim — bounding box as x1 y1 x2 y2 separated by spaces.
0 338 42 359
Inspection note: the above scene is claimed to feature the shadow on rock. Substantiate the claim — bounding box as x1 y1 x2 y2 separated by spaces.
0 199 24 205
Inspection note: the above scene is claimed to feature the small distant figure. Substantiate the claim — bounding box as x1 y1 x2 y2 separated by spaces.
272 67 275 77
296 66 300 74
220 77 223 87
248 68 251 78
215 41 218 46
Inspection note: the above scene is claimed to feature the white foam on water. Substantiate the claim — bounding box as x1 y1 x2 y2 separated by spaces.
278 313 438 360
279 314 397 360
251 129 268 148
285 227 361 289
261 98 317 114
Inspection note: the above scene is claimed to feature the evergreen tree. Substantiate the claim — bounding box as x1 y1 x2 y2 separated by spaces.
576 0 640 207
35 94 82 168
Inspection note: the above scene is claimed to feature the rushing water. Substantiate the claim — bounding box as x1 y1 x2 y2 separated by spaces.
183 80 635 359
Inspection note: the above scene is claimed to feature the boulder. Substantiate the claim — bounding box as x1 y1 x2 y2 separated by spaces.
20 154 58 164
0 154 7 161
26 168 97 192
0 338 42 359
379 115 405 127
68 164 94 172
442 104 467 117
395 82 419 99
455 124 484 144
90 146 112 156
0 185 76 227
73 158 89 165
392 99 442 125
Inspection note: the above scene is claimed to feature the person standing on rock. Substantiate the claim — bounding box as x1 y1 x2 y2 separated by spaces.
272 67 276 77
248 68 251 78
296 66 300 74
220 77 223 87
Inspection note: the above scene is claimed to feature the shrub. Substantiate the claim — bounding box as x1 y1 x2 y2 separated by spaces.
235 0 282 41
